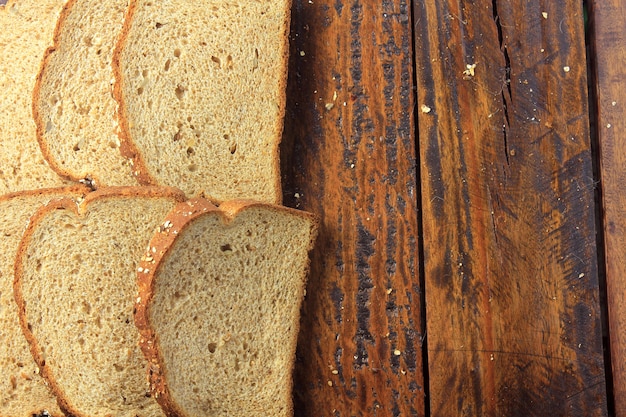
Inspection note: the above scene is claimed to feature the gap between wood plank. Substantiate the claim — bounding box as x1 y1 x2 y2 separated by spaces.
586 0 620 415
409 0 431 414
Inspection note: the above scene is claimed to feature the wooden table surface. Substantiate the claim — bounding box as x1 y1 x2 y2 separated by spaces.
282 0 626 415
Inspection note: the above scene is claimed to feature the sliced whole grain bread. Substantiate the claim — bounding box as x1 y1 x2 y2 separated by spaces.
134 198 317 417
32 0 138 188
0 186 88 417
113 0 291 203
13 186 186 417
0 0 71 193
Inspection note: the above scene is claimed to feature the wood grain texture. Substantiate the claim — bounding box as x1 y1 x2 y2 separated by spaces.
588 0 626 415
413 0 607 415
281 0 425 415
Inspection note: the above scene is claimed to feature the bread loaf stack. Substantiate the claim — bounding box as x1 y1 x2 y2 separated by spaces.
0 1 316 417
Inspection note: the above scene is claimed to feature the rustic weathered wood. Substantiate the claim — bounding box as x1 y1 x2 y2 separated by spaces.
588 0 626 415
413 0 607 415
282 0 425 415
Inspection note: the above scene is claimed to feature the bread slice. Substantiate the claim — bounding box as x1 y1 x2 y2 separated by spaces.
13 186 186 417
0 186 88 417
0 0 71 193
134 198 317 417
32 0 138 188
112 0 290 203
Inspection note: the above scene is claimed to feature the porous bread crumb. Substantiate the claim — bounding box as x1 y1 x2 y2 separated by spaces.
14 188 183 417
33 0 138 186
0 188 87 416
0 0 72 193
136 200 317 417
113 0 289 203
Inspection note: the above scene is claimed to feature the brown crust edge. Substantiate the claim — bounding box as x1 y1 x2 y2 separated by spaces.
78 185 186 211
32 0 137 188
0 184 90 204
269 0 293 206
111 0 157 187
134 198 318 417
12 186 186 417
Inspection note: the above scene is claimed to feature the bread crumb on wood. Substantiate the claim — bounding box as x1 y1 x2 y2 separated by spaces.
463 63 476 77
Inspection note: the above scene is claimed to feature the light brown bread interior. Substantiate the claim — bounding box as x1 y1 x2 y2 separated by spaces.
0 0 71 193
135 199 317 417
0 187 88 417
113 0 290 202
33 0 138 187
14 187 185 417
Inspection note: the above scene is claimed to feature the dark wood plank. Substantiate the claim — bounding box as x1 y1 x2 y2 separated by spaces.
413 0 607 414
588 0 626 415
281 0 425 415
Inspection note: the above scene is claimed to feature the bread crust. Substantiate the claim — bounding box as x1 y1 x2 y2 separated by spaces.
0 184 90 204
111 0 156 187
111 0 291 203
13 186 186 417
270 0 292 205
134 198 317 417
